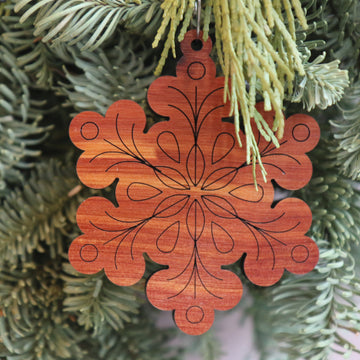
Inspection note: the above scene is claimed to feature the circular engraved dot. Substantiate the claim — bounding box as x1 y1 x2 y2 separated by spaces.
291 245 310 263
292 124 310 142
81 122 99 140
187 61 206 80
186 306 204 324
80 244 99 262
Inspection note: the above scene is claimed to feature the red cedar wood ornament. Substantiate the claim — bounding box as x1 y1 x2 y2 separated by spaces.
69 30 320 335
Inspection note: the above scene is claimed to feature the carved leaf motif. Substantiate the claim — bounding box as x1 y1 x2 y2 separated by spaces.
211 132 235 164
187 144 205 186
127 182 162 201
69 30 320 335
186 199 205 241
230 184 264 203
157 131 181 163
202 167 238 191
153 194 190 218
202 195 238 219
155 166 190 190
156 221 180 253
211 222 234 254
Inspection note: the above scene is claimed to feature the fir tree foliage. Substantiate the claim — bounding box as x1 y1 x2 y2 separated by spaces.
0 1 360 359
0 160 85 265
298 139 360 250
0 17 50 190
292 53 349 111
60 31 157 115
14 0 163 51
1 4 72 87
254 139 360 359
62 264 141 335
331 80 360 180
95 317 182 360
268 240 360 360
0 263 86 360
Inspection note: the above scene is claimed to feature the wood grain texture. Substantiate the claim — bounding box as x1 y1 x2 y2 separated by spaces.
68 30 320 335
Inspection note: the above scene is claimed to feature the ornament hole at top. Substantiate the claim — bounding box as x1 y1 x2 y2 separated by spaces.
191 39 203 51
180 30 212 56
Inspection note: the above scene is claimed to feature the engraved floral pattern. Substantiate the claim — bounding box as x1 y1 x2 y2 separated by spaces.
69 31 320 335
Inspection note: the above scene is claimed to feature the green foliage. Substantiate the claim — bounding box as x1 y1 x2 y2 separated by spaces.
0 160 88 265
292 53 349 111
61 32 156 115
297 139 360 249
0 263 86 360
0 1 360 359
1 3 72 87
331 80 360 180
322 0 360 78
95 317 182 360
14 0 163 51
62 264 141 335
0 35 50 190
299 0 360 80
268 241 360 360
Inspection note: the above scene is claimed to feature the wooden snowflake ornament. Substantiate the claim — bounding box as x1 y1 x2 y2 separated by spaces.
69 30 320 335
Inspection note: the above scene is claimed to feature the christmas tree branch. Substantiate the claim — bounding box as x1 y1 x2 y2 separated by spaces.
62 264 141 335
331 80 360 180
268 241 360 359
0 160 89 265
14 0 163 51
0 24 51 189
60 31 156 115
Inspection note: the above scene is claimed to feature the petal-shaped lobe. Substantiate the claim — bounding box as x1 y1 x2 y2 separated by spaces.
153 194 190 218
156 221 180 253
230 184 264 203
155 166 190 190
127 182 162 201
157 131 181 163
186 199 205 241
187 144 205 186
202 167 238 191
211 222 235 254
211 132 235 164
201 195 237 219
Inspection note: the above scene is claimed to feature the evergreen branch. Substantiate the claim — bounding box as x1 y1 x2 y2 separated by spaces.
298 0 360 81
1 4 73 86
292 53 349 111
0 263 86 359
62 264 141 335
152 0 195 73
268 240 360 359
96 316 183 360
330 80 360 180
0 159 91 266
0 44 51 190
297 139 360 249
14 0 163 51
60 32 156 115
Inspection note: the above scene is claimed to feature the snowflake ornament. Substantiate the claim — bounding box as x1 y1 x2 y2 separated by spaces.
69 30 320 335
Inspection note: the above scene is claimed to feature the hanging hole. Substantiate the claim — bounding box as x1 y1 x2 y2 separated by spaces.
191 39 203 51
